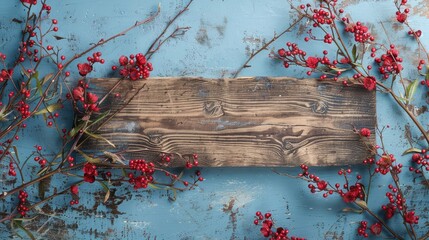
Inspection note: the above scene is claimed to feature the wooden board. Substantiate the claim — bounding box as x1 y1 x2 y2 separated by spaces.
89 77 376 167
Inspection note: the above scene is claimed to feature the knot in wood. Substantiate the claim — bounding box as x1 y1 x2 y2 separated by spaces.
282 141 294 150
310 101 328 114
203 100 224 118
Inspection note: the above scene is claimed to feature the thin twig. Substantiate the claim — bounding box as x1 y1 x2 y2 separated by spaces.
232 15 304 78
145 0 194 60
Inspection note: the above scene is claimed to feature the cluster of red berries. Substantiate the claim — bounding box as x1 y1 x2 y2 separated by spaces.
195 170 204 182
21 0 37 5
381 185 419 225
344 22 374 43
404 210 419 224
361 76 376 91
0 68 13 82
408 29 422 38
33 156 47 167
375 154 402 175
113 53 153 80
395 0 409 23
323 33 333 44
8 162 16 176
410 149 429 174
357 221 382 238
128 159 155 189
382 203 396 219
33 145 47 167
83 162 98 183
185 154 199 168
67 156 75 167
70 185 79 205
160 153 172 163
340 183 364 203
417 59 425 71
359 128 371 137
385 184 406 210
69 80 100 112
277 42 307 69
311 8 335 26
17 190 29 216
253 212 303 240
45 110 61 127
17 100 30 119
300 165 365 201
357 221 369 237
77 52 104 77
14 3 56 72
375 45 403 79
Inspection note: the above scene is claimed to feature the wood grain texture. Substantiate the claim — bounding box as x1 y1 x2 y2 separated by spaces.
89 77 376 167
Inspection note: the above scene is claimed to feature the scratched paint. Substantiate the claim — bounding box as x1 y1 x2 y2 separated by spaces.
0 0 428 239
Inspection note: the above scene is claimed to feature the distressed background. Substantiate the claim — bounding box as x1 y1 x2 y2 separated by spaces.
0 0 428 239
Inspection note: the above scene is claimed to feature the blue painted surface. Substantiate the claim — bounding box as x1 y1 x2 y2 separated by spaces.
0 0 428 239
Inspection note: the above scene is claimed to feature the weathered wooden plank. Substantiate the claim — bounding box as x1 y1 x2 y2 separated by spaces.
89 77 375 167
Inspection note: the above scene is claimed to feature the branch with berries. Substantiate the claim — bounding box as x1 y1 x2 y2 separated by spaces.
0 0 201 238
254 0 429 239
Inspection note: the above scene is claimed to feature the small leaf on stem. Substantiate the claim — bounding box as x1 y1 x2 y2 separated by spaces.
342 207 363 213
34 103 63 115
77 150 101 163
355 199 367 209
405 79 419 105
352 44 357 61
402 147 422 155
84 131 116 148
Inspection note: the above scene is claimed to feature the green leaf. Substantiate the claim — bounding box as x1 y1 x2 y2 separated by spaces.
35 73 53 97
103 151 125 165
405 79 419 104
12 216 37 222
88 110 111 127
148 183 162 190
104 189 110 203
76 150 101 164
397 94 409 103
355 199 367 209
342 207 363 213
84 130 116 148
329 66 351 73
352 44 357 61
41 73 54 85
32 71 39 81
98 181 109 192
402 147 422 155
13 220 36 240
98 181 110 203
37 166 49 176
12 146 20 164
38 176 51 200
0 106 12 121
121 168 127 177
34 103 62 115
69 123 85 137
